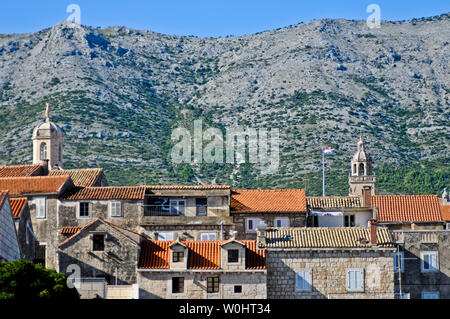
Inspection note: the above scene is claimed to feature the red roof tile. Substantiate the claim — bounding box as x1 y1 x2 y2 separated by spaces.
146 185 230 190
307 196 362 209
61 186 146 200
231 189 306 213
439 199 450 221
60 226 82 236
0 176 72 196
9 197 27 218
49 168 106 187
372 195 443 223
0 164 44 177
139 240 266 270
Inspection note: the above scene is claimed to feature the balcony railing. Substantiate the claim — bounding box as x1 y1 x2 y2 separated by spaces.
143 205 184 217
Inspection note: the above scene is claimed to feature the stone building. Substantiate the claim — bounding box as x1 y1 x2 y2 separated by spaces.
58 218 145 286
137 238 266 299
259 220 396 299
348 136 375 197
0 191 21 262
307 195 374 227
10 197 39 261
0 175 75 268
439 188 450 229
231 189 307 240
141 185 234 241
372 194 445 230
391 229 450 299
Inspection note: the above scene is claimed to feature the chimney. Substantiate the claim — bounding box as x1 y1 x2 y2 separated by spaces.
256 222 267 248
40 159 49 175
362 187 372 207
369 219 377 246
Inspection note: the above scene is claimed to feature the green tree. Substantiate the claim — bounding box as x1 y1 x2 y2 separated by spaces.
0 260 79 299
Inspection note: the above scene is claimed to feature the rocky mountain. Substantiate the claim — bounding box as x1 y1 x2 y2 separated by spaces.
0 14 448 195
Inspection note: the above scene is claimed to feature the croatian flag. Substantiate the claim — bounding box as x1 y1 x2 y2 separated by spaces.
323 147 335 155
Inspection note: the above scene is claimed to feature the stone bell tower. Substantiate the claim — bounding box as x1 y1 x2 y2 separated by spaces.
349 136 375 197
32 103 64 170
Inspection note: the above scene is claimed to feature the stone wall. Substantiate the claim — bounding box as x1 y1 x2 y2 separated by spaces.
13 203 38 261
0 200 20 261
58 220 140 285
138 271 266 299
141 223 235 241
394 230 450 299
233 214 306 240
266 249 395 299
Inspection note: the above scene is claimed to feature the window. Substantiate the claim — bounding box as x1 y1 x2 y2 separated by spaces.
274 217 289 227
173 251 184 262
79 202 92 218
172 277 184 294
421 251 438 272
228 249 239 263
170 200 185 216
110 201 122 217
347 269 364 292
246 218 261 232
234 285 242 293
295 270 312 292
40 143 47 160
196 198 207 216
207 277 220 293
157 232 174 241
35 197 46 219
344 215 355 227
92 234 105 251
200 232 216 240
394 252 404 272
422 291 439 299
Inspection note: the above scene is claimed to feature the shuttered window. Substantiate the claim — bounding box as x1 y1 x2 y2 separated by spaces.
347 269 364 292
295 270 312 291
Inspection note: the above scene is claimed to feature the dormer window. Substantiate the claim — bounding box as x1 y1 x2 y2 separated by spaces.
228 249 239 263
173 251 184 263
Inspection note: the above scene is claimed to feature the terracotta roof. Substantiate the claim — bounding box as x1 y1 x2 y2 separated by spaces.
60 226 81 236
139 240 266 270
231 189 306 213
372 195 443 223
49 168 105 187
439 198 450 222
0 175 72 196
9 197 27 218
61 186 146 200
0 190 8 209
263 227 394 249
146 185 230 190
0 164 44 177
307 196 362 209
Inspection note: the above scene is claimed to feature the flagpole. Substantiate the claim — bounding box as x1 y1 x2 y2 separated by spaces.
322 147 325 197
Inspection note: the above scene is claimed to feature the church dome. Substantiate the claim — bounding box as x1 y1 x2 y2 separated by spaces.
32 103 63 139
352 136 371 162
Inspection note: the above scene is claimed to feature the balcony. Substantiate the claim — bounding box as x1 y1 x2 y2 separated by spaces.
143 205 185 217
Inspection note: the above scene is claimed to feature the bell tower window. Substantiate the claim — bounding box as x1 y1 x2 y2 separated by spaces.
40 143 47 160
359 163 365 176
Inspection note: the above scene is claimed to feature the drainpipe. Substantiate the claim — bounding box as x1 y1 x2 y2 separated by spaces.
220 220 225 240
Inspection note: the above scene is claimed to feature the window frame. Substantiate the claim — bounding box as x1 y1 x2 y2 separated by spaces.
200 232 217 240
234 285 242 294
347 269 364 292
246 218 261 232
420 251 439 272
35 197 47 219
344 215 355 227
170 199 186 216
295 269 312 292
227 249 239 263
196 198 208 216
173 251 184 263
207 276 220 293
172 277 184 294
157 232 174 241
393 252 404 273
109 201 123 218
78 201 92 219
92 234 105 252
274 217 289 227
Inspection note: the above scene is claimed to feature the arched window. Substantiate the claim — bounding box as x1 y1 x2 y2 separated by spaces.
359 163 365 176
40 143 47 160
353 164 357 175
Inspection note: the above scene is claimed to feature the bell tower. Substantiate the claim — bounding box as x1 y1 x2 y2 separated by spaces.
349 136 375 197
32 103 64 170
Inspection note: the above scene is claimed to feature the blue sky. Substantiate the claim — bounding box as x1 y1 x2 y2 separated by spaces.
0 0 448 37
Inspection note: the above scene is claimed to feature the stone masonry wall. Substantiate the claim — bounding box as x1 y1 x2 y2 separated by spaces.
266 249 395 299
